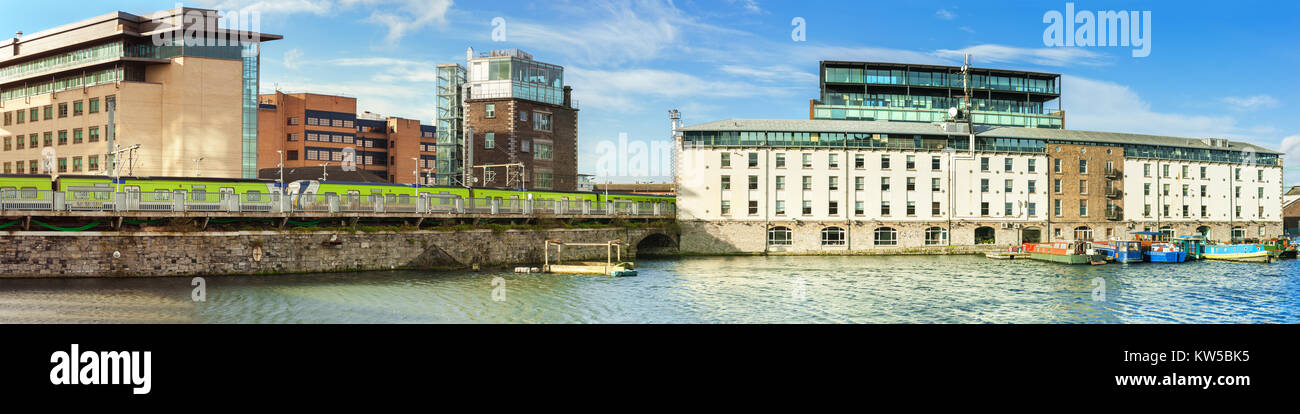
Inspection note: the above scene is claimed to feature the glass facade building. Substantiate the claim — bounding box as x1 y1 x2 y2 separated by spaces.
435 64 466 186
812 61 1063 129
466 51 565 106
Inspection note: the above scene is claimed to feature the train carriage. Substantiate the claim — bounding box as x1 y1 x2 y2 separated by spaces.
0 174 57 210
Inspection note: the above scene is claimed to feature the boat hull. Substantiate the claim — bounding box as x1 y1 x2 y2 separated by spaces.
1144 251 1187 263
1204 252 1273 263
1030 252 1096 264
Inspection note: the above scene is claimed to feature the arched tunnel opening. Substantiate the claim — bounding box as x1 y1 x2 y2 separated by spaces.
635 233 679 257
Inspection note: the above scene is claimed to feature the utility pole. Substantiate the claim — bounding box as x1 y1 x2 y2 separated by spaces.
321 162 330 182
411 157 420 189
276 150 285 193
193 157 205 177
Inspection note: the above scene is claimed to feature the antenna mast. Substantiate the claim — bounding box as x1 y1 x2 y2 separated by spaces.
669 109 683 195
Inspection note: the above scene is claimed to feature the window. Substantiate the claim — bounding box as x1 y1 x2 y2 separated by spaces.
932 202 941 216
874 227 897 246
1182 184 1189 197
749 153 759 168
3 111 9 126
1162 184 1170 196
1004 158 1013 172
924 227 947 246
828 176 838 191
1054 179 1061 193
881 155 890 170
1078 159 1088 174
802 200 812 215
72 157 82 172
1055 199 1062 216
1144 183 1151 196
881 201 891 216
1200 166 1207 178
73 101 83 116
980 202 990 216
980 179 989 193
855 177 864 191
775 153 786 168
881 177 890 191
748 201 758 215
1183 205 1190 217
58 103 67 118
1004 179 1013 193
519 110 528 121
720 200 730 215
748 176 759 190
803 153 813 168
802 176 812 190
855 154 865 169
768 227 793 246
1004 202 1013 216
931 178 941 192
485 103 496 118
906 201 916 216
1027 180 1036 193
1235 186 1241 198
1163 165 1170 178
775 200 786 215
1235 206 1242 218
1144 163 1151 177
30 108 38 122
1028 202 1037 217
43 132 52 147
828 201 839 215
1074 226 1093 241
720 153 730 168
535 143 553 160
43 106 52 120
932 156 941 171
821 227 846 246
484 132 495 149
57 157 67 173
1257 170 1264 182
1080 200 1089 216
1054 159 1062 173
906 155 915 170
1234 168 1241 180
720 175 731 190
1258 187 1264 199
775 176 785 190
1079 180 1088 194
828 154 839 168
1182 165 1189 178
981 157 990 171
89 127 100 142
58 130 67 146
1027 159 1036 173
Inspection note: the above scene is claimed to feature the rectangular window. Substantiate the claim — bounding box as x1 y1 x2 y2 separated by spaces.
532 112 552 131
907 177 916 191
1163 165 1170 178
932 202 941 216
749 153 759 168
775 176 785 190
881 201 891 216
980 179 989 193
535 143 553 160
72 157 82 172
802 176 812 190
775 153 786 168
1055 159 1062 173
89 127 100 143
1079 180 1087 195
1182 184 1189 197
484 132 495 149
907 201 916 216
73 101 83 116
906 155 915 170
828 201 838 216
855 154 865 169
43 132 52 147
1004 158 1013 172
1258 170 1264 182
720 153 730 168
1028 202 1037 217
1183 205 1190 217
932 156 941 171
58 103 68 118
1163 184 1170 196
1004 179 1013 193
89 98 100 113
749 201 758 215
30 108 39 122
828 176 839 191
931 178 941 191
1027 159 1036 173
42 106 52 121
1165 204 1171 217
720 176 731 190
58 130 67 146
1200 166 1207 178
1144 204 1152 217
802 200 812 215
856 201 865 216
1055 200 1062 216
828 153 839 168
1258 187 1264 199
803 153 813 168
1027 180 1036 193
1005 202 1013 216
749 176 759 190
855 177 864 191
980 202 989 216
881 177 890 191
720 200 730 215
57 157 67 173
1078 160 1088 174
1144 183 1150 196
981 157 990 171
881 155 890 170
775 200 785 215
485 104 496 118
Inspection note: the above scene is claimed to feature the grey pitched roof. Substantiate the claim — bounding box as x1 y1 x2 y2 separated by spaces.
1287 186 1300 196
680 119 1282 154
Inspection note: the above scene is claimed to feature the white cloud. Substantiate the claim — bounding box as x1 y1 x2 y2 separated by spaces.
728 0 762 13
936 44 1108 67
1222 95 1279 111
936 9 957 20
959 26 975 34
566 66 802 109
1062 75 1241 139
282 48 304 70
1282 135 1300 184
364 0 453 46
201 0 452 45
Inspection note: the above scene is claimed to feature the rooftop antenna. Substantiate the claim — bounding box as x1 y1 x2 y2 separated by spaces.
669 109 683 194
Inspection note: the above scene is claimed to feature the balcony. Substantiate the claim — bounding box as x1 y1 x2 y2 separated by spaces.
1106 206 1123 221
1105 188 1123 199
1104 167 1121 179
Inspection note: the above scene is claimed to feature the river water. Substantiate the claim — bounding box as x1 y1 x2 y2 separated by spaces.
1 255 1297 323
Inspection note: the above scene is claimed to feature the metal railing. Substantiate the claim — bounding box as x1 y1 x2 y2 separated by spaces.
0 190 675 217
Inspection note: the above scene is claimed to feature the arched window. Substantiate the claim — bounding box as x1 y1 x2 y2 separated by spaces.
1158 226 1175 237
821 227 846 246
1195 226 1211 240
1073 226 1093 241
924 227 948 245
1231 226 1245 241
974 226 996 245
874 227 898 246
768 226 793 246
1021 227 1042 243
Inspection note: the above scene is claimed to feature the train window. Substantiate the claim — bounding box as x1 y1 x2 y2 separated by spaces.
399 194 410 203
1 187 15 198
125 186 140 193
20 187 36 198
246 191 261 202
191 190 205 202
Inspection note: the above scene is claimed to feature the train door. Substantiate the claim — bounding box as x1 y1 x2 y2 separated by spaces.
124 185 141 210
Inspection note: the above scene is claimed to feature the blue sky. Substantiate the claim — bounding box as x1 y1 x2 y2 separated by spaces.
5 1 1299 184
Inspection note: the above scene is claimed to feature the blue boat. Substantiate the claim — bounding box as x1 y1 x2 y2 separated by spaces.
1094 240 1143 263
1203 243 1273 263
1144 243 1187 263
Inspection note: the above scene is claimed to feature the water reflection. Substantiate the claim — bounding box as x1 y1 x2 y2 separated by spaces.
1 255 1296 323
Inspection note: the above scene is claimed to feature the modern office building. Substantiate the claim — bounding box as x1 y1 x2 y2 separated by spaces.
256 92 435 184
436 48 578 190
675 121 1283 253
812 61 1063 129
0 7 280 178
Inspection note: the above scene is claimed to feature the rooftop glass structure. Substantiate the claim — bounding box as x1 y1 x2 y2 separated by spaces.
466 49 565 106
812 61 1064 129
